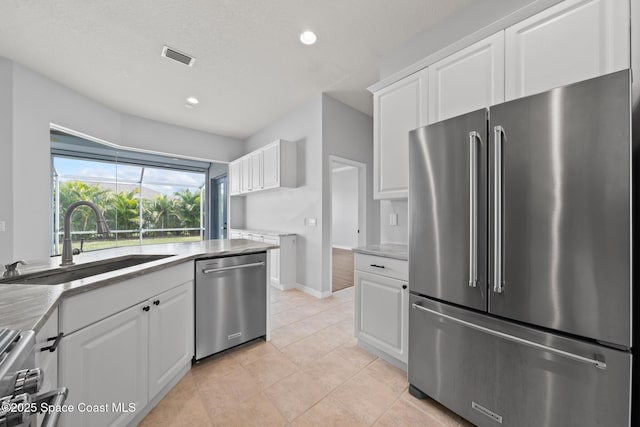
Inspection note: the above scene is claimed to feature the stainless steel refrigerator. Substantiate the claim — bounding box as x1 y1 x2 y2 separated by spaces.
408 70 633 427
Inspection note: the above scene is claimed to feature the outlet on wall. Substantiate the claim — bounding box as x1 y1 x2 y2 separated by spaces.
389 213 398 226
0 221 5 232
306 218 317 227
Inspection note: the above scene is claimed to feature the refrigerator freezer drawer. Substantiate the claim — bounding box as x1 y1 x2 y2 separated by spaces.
408 294 631 427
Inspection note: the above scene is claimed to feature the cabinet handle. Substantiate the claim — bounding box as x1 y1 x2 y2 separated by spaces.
370 264 385 269
153 300 160 306
41 332 63 353
142 306 150 312
402 285 407 290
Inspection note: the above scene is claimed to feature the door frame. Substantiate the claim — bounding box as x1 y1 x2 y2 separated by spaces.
210 174 228 240
328 155 367 295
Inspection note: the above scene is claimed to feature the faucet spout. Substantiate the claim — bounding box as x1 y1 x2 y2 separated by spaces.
61 201 110 266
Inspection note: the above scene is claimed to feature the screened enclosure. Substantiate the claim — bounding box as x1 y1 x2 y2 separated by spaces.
50 130 210 255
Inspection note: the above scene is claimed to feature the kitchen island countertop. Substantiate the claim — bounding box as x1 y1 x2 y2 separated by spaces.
0 239 277 332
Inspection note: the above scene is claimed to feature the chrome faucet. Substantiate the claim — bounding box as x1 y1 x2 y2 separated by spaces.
61 201 110 266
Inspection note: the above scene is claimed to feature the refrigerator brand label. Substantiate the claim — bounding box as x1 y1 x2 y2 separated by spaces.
472 401 503 424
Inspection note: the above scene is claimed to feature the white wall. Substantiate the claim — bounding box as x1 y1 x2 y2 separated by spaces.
243 95 324 294
2 59 244 262
0 59 13 264
331 166 358 249
380 200 408 244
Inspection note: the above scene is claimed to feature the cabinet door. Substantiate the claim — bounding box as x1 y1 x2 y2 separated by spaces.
373 69 428 199
428 32 504 124
262 142 280 189
241 156 252 193
251 151 263 191
355 271 408 363
59 302 148 427
505 0 629 100
229 160 241 195
263 237 280 285
148 282 194 398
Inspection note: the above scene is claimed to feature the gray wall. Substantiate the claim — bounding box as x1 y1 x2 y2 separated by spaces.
322 95 378 293
244 95 324 294
380 200 408 244
241 94 376 296
2 59 244 262
0 59 13 264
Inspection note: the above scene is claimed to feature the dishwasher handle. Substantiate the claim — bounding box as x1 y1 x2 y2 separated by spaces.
201 261 265 274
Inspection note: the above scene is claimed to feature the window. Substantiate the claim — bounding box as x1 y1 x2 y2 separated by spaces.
50 130 209 255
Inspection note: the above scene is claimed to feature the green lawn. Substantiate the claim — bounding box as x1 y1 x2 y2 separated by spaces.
64 235 202 252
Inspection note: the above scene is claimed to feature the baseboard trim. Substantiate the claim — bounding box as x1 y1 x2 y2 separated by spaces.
270 281 295 291
295 283 332 299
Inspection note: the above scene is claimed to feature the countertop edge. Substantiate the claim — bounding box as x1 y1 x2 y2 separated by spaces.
1 242 277 333
351 245 408 261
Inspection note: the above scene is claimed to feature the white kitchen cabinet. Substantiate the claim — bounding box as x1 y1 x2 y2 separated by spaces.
231 229 296 290
148 282 194 398
229 160 241 196
60 302 149 427
428 32 505 124
241 156 252 193
58 262 194 427
354 253 408 369
505 0 630 101
373 68 428 199
250 150 263 191
230 140 296 196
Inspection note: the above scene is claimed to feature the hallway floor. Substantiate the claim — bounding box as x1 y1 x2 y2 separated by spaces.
140 287 471 426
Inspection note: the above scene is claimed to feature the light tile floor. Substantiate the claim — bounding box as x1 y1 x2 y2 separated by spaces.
140 287 473 426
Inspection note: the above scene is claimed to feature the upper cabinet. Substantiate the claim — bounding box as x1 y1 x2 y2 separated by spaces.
505 0 630 101
373 69 428 199
229 139 296 196
428 32 505 124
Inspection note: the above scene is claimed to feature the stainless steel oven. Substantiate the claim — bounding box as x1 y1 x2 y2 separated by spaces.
0 328 68 427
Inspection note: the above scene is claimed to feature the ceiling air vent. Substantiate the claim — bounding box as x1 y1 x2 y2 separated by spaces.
161 45 195 67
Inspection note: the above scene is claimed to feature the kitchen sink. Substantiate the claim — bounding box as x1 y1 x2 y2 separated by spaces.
0 254 173 285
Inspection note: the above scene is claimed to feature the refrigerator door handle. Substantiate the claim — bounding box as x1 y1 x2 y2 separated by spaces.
493 125 505 293
468 131 481 288
411 302 607 369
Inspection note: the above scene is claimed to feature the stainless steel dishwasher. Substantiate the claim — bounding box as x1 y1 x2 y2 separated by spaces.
195 252 267 360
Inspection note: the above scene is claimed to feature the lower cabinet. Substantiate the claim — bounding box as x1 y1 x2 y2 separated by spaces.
354 254 408 369
230 229 296 290
59 301 149 427
59 278 193 427
35 308 59 427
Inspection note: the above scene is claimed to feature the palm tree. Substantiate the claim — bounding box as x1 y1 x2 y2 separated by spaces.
58 181 111 231
112 190 140 233
173 189 201 230
144 194 176 231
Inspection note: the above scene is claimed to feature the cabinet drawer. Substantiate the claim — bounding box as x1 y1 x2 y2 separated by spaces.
355 253 408 281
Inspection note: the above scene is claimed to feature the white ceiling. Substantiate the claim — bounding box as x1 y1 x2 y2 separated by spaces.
0 0 472 139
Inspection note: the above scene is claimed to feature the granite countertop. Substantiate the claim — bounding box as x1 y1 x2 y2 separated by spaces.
0 239 277 332
352 243 408 261
230 228 297 237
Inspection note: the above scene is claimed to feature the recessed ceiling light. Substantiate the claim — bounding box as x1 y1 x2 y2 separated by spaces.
299 31 317 45
186 97 199 105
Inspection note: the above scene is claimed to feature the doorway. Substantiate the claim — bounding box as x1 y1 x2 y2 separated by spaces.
210 175 228 240
330 156 366 294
